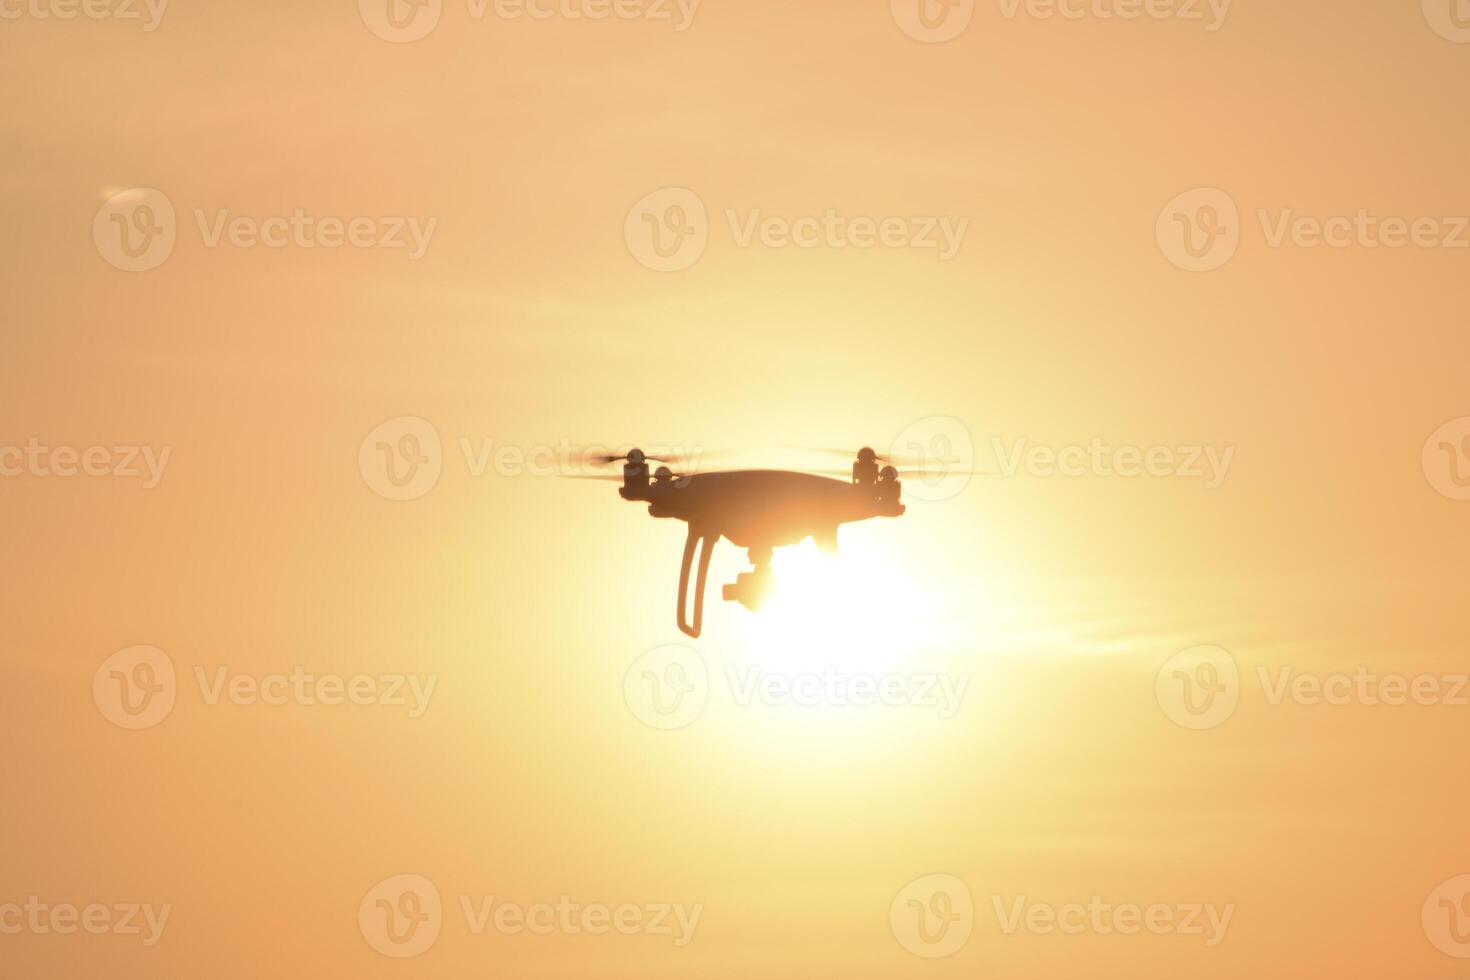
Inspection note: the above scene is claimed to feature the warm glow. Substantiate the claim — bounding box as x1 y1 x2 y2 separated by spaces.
734 535 952 674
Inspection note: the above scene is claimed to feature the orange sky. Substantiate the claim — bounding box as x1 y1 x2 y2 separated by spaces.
3 1 1470 977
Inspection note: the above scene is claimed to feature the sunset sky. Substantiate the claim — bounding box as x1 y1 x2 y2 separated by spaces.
3 1 1469 977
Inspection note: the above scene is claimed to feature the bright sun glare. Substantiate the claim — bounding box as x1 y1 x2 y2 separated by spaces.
732 536 952 674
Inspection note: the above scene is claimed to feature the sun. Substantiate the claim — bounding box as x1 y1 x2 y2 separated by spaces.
731 534 950 674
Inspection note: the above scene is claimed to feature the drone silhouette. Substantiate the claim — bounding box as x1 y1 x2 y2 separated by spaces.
571 447 966 638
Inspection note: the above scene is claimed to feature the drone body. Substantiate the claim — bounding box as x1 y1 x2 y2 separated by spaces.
607 449 905 638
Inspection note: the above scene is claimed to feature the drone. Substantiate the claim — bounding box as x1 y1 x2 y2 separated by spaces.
572 447 941 638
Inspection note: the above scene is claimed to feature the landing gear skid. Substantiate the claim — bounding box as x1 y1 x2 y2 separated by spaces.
676 526 717 639
675 534 774 639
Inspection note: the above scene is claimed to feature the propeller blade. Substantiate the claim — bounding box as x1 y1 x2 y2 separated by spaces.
793 446 885 460
557 474 626 482
893 468 995 477
566 449 739 467
787 445 943 466
808 468 995 478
